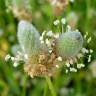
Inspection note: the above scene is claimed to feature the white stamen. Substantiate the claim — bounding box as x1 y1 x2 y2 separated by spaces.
82 48 89 53
42 30 46 36
84 35 87 39
70 68 77 72
70 0 74 3
88 55 91 62
11 57 15 61
57 56 62 61
87 37 91 43
77 64 85 69
40 36 43 41
65 69 68 73
53 19 60 25
86 32 88 36
5 54 11 61
75 29 79 32
46 30 53 37
69 59 74 64
90 49 93 53
55 65 59 68
61 18 66 24
13 62 18 67
65 62 70 67
49 50 52 53
24 54 28 59
45 39 51 47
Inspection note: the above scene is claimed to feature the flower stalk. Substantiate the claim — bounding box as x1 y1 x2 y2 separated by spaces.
45 76 56 96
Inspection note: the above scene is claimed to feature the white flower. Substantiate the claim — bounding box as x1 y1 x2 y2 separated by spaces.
77 64 85 69
65 69 68 73
11 57 15 61
70 0 75 3
49 49 52 53
70 68 77 72
39 36 43 41
46 30 53 37
87 37 91 43
88 55 91 62
5 54 11 61
13 62 19 67
61 18 66 24
55 65 59 68
82 48 89 53
90 49 93 53
65 62 70 67
53 19 60 25
45 39 51 47
42 30 46 36
57 56 62 61
24 54 28 59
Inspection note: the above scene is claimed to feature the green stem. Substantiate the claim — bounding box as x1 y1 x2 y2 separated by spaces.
45 76 56 96
85 0 90 31
43 82 48 96
21 75 27 96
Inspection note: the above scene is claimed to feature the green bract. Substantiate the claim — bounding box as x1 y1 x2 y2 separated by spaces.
17 20 41 55
56 31 83 59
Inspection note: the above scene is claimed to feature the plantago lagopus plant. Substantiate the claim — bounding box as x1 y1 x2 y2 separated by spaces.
5 18 93 77
5 18 93 96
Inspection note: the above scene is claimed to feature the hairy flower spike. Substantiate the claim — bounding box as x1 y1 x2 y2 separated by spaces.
56 31 83 59
49 0 69 15
6 0 32 21
17 20 41 56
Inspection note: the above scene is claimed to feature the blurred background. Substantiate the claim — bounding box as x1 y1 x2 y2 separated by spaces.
0 0 96 96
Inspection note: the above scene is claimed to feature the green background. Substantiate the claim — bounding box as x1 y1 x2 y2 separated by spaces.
0 0 96 96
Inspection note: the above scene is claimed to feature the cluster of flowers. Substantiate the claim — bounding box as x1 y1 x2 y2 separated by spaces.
5 18 93 78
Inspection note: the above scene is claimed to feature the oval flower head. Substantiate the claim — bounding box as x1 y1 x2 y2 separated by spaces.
6 0 32 21
56 31 83 59
17 20 41 56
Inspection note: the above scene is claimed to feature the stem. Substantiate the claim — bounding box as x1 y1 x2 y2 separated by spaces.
85 0 90 31
21 75 27 96
45 76 56 96
43 82 48 96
